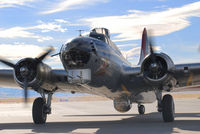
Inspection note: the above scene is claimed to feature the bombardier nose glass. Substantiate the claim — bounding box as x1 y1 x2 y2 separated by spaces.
62 40 91 68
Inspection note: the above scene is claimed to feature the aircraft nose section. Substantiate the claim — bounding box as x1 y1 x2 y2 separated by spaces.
61 37 93 68
68 38 92 52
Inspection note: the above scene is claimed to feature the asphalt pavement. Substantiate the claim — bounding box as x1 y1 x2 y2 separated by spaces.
0 99 200 134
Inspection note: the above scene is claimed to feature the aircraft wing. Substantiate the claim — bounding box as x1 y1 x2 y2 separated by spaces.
123 62 200 92
127 28 200 92
0 69 94 94
172 63 200 91
0 70 17 88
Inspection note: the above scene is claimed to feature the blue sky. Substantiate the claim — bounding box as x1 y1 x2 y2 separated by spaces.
0 0 200 68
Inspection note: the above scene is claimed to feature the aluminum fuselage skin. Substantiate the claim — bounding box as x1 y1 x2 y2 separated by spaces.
59 36 200 103
60 37 145 101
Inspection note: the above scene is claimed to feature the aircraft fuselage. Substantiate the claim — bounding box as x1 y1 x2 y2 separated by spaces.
59 36 154 103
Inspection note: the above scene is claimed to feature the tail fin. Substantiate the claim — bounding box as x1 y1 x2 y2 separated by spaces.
138 28 150 65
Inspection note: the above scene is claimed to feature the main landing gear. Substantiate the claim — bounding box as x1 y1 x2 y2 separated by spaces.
32 92 53 124
162 94 175 122
155 90 175 122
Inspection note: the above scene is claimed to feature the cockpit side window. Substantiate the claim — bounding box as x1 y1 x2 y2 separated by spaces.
104 37 110 45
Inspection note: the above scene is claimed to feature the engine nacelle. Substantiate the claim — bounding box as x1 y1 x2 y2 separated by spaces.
113 97 132 113
141 53 175 85
14 58 55 91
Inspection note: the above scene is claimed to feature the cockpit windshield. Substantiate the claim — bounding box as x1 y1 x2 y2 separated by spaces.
91 28 110 38
89 28 111 42
89 32 106 42
89 28 122 56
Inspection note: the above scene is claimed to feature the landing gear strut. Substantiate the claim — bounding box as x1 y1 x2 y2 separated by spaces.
138 104 145 115
155 90 162 112
155 90 175 122
32 92 53 124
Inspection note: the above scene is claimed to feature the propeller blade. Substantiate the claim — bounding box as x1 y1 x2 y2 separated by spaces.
147 29 155 54
149 41 154 55
24 78 28 103
0 59 15 68
147 30 157 63
36 47 54 62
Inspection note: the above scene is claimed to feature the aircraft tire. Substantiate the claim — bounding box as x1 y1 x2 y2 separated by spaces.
32 97 47 124
138 105 145 115
162 94 175 122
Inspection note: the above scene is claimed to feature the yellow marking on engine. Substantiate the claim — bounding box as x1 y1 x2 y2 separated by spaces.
186 73 193 86
121 84 131 95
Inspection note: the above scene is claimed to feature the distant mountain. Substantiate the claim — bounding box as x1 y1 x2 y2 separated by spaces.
0 88 90 98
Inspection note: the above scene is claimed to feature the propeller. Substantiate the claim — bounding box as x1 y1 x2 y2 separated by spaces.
0 59 15 68
0 47 54 103
148 30 156 63
143 30 166 80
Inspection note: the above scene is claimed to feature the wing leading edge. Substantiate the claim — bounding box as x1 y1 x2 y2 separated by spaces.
0 69 94 94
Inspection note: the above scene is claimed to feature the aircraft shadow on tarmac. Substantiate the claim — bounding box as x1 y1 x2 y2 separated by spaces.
0 112 200 134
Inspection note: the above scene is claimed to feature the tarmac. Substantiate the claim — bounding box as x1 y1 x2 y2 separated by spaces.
0 98 200 134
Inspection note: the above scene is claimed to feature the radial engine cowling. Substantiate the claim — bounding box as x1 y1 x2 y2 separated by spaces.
14 58 55 91
141 53 175 85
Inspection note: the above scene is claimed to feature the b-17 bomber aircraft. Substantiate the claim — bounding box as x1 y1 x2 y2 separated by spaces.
0 28 199 124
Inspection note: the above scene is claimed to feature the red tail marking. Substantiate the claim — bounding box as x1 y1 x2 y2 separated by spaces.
141 28 147 57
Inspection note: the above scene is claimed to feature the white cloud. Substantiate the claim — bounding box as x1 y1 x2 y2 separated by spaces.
41 0 109 14
121 47 141 59
45 56 62 66
83 1 200 42
117 43 138 48
55 19 86 26
0 43 44 60
37 36 53 42
54 19 69 23
0 27 53 42
153 46 161 51
30 20 67 33
120 45 161 64
0 0 34 8
0 20 67 42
